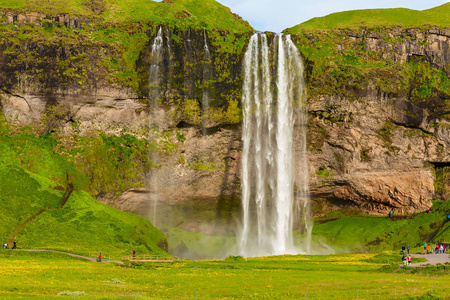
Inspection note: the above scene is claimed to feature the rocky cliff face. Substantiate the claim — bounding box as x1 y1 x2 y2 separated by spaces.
1 15 449 225
304 27 450 214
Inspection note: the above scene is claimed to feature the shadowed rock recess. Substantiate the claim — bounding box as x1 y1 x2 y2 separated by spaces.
0 3 449 229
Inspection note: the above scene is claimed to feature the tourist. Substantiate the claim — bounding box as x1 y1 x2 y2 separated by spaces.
98 253 102 262
402 245 405 254
440 244 444 254
426 244 429 254
389 211 393 219
12 241 16 250
132 250 136 257
424 242 427 251
407 245 410 254
402 255 407 266
2 243 7 249
408 255 412 265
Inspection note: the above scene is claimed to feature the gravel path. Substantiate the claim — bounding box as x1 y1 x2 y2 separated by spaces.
406 253 450 267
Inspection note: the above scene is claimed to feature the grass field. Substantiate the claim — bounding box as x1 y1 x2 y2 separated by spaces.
0 250 449 299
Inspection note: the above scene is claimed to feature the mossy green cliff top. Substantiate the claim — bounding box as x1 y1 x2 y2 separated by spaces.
287 2 450 32
0 0 253 33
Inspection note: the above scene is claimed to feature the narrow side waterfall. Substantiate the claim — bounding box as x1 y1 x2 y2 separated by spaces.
149 27 163 102
148 27 164 227
202 29 212 112
238 33 312 257
201 29 213 134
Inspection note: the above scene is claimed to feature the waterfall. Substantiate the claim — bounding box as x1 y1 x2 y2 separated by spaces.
164 27 173 96
148 27 164 227
201 29 213 134
239 33 312 257
149 27 163 103
202 29 212 112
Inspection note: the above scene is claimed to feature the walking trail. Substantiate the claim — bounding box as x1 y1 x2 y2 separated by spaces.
408 253 450 267
14 249 124 265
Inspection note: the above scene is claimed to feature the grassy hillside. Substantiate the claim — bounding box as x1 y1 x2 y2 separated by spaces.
288 2 450 31
310 201 450 253
0 115 166 259
0 164 167 258
0 0 252 33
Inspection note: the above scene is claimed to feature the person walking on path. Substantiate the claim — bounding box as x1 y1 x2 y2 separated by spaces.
132 250 135 257
12 241 17 250
407 245 410 254
424 242 427 251
98 253 102 262
402 255 407 266
402 245 406 254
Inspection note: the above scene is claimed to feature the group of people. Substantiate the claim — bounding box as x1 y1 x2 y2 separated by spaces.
401 254 412 266
432 244 446 254
2 241 17 249
400 245 413 266
423 242 447 254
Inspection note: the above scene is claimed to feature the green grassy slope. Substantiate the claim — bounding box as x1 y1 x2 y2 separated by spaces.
0 164 166 258
310 201 450 253
287 2 450 32
1 0 252 33
0 117 166 259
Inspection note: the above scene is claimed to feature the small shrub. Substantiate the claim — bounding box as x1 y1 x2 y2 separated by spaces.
224 255 245 262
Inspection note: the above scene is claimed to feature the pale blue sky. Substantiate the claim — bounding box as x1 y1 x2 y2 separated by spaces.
216 0 448 32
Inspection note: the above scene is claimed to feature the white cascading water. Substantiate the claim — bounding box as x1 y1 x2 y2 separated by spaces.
148 27 164 226
202 28 212 111
164 27 173 95
201 29 213 135
239 33 312 257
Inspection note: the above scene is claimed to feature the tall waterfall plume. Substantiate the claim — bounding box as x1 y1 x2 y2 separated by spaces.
148 27 164 227
239 33 312 257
